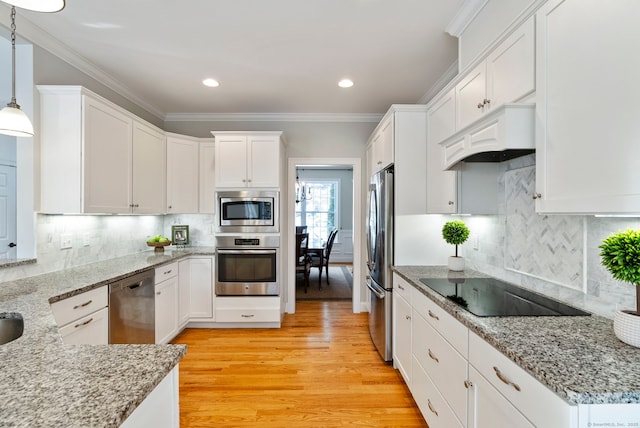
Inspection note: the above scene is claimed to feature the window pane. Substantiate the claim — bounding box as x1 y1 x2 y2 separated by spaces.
295 180 337 243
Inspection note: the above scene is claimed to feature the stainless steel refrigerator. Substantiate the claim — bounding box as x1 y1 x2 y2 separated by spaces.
366 165 393 362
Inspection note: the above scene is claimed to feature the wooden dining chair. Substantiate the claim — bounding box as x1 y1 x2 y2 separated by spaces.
295 233 311 293
310 228 338 286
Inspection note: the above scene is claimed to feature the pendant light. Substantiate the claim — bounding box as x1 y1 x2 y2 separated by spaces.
0 0 64 13
0 6 33 137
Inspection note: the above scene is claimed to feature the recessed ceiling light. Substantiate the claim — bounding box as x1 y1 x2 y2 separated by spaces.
203 78 220 88
338 79 354 88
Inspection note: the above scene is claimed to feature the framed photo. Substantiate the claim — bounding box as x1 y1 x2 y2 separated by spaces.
171 225 189 246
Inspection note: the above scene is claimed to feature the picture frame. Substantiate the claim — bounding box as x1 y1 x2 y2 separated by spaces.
171 225 189 246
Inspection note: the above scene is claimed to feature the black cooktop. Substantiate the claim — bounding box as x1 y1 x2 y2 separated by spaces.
418 277 590 317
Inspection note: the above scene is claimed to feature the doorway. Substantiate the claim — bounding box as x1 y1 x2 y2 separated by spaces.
0 164 16 259
286 157 362 314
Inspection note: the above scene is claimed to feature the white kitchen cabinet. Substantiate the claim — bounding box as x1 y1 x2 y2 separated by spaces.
166 133 200 213
369 114 394 174
38 86 166 214
132 120 166 214
120 366 179 428
535 0 640 213
213 132 283 188
199 141 216 213
456 16 535 130
426 88 458 214
51 285 108 345
155 263 179 344
215 296 280 324
177 259 191 328
186 256 214 320
393 274 412 385
412 356 464 428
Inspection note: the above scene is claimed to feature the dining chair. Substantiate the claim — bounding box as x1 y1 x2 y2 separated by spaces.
295 233 311 293
295 226 307 234
310 228 338 286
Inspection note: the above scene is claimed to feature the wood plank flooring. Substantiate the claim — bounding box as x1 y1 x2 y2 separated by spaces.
172 301 428 427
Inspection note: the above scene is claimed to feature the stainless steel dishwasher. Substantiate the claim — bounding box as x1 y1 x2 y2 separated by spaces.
109 269 155 344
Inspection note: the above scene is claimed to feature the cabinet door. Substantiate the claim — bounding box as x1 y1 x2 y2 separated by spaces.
393 292 412 385
248 135 280 187
536 0 640 213
178 259 191 328
455 62 486 130
371 116 393 173
468 366 534 428
166 136 199 213
215 135 249 187
427 89 458 214
58 307 109 345
132 120 165 214
189 257 214 319
486 16 535 109
83 95 133 213
199 141 216 213
155 276 179 344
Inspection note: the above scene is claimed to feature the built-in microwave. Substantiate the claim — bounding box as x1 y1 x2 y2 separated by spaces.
216 190 279 233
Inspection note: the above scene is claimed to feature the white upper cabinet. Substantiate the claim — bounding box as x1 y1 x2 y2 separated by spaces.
535 0 640 213
213 132 283 188
199 141 216 213
369 115 394 174
166 134 200 213
38 86 165 214
456 16 535 131
426 89 457 214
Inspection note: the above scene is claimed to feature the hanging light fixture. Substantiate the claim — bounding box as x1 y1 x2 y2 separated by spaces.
295 168 312 204
0 6 33 137
0 0 65 13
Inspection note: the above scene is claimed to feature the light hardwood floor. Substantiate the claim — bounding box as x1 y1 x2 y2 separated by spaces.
172 301 428 427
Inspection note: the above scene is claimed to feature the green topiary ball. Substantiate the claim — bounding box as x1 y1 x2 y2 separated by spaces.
599 229 640 285
442 220 470 246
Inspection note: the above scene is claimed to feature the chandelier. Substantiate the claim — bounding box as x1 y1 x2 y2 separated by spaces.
295 169 312 204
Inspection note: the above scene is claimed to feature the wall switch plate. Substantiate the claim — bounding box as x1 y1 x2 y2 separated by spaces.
83 233 90 247
473 235 479 250
60 234 72 249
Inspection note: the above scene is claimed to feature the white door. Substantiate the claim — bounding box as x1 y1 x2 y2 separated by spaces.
0 165 17 259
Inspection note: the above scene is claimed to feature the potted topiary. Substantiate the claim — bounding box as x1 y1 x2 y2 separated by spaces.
442 220 470 272
599 228 640 348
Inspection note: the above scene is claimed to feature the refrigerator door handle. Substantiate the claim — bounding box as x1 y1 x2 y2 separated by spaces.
366 278 386 299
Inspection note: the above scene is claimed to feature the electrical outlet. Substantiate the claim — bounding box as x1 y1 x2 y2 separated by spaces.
60 234 73 249
473 235 479 250
83 233 90 247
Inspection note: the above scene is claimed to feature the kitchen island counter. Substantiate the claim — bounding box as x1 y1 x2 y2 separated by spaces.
0 247 215 427
393 266 640 405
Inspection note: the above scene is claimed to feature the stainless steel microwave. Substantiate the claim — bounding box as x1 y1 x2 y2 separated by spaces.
216 190 279 233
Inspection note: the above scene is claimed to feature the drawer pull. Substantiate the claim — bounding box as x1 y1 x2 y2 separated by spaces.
464 380 473 389
398 284 405 291
74 317 93 328
428 349 439 363
241 314 255 318
73 300 92 310
493 366 521 392
427 399 438 416
428 310 439 321
405 315 411 320
164 269 172 275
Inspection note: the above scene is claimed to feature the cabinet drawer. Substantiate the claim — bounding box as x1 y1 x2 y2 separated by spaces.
412 356 463 428
411 287 468 357
155 262 178 283
215 297 280 323
413 311 467 424
469 332 575 428
51 286 108 327
393 273 412 302
58 306 108 345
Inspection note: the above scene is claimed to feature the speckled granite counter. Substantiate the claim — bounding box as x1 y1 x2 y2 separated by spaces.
393 266 640 406
0 247 215 427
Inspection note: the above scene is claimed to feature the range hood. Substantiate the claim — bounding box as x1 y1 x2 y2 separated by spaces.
439 104 535 170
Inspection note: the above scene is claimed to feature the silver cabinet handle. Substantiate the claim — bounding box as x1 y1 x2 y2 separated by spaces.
405 315 411 320
477 102 484 109
241 314 255 318
156 291 161 296
428 349 439 363
493 366 521 392
73 300 92 310
74 317 93 328
428 310 439 321
483 98 491 106
448 201 454 205
464 380 473 389
397 284 405 291
532 192 542 200
164 269 172 275
427 399 438 416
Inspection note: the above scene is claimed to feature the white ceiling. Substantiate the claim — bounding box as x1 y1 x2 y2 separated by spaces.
3 0 466 120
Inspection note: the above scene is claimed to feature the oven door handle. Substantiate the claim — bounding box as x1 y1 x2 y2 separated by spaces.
217 249 277 255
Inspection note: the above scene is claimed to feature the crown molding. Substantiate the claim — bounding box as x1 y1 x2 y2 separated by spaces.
445 0 489 37
418 60 459 105
164 112 383 123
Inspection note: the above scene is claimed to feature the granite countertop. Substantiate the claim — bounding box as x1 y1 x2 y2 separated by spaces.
0 247 215 428
393 266 640 406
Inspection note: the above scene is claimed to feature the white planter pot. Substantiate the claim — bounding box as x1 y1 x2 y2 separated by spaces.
448 256 464 272
613 310 640 348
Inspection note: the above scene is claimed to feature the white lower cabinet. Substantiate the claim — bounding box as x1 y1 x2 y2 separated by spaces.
393 274 412 384
51 285 109 345
215 297 280 324
120 366 179 428
187 257 214 320
412 356 464 428
155 273 179 345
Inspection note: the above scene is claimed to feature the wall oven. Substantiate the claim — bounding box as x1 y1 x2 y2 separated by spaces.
216 190 279 233
215 235 279 296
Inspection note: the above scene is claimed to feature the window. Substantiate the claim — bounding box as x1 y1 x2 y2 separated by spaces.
295 180 338 244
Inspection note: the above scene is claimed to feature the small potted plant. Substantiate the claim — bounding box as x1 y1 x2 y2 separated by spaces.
599 228 640 348
442 220 470 272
